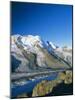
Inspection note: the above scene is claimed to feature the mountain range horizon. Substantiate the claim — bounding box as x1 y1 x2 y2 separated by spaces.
11 34 72 49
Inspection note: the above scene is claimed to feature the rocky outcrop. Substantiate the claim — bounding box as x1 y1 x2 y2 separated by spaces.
32 71 72 97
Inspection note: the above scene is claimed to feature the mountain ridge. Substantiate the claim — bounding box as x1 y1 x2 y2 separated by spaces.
11 34 72 73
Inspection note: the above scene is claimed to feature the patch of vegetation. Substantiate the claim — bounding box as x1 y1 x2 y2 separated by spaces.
32 70 72 97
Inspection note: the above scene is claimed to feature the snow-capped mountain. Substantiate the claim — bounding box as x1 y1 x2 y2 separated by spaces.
54 47 72 66
11 34 72 73
11 34 44 53
47 41 57 50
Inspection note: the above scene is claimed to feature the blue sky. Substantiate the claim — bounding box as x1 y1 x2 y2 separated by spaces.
11 2 73 47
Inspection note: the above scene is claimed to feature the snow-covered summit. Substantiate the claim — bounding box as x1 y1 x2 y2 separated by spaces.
47 41 57 51
11 34 47 57
49 41 56 50
21 35 43 48
12 34 43 46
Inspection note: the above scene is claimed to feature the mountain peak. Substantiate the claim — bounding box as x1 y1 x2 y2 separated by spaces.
21 35 43 48
11 34 45 54
47 41 56 50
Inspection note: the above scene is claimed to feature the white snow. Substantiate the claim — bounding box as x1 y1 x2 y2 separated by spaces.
11 34 72 67
21 35 43 48
49 42 56 50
